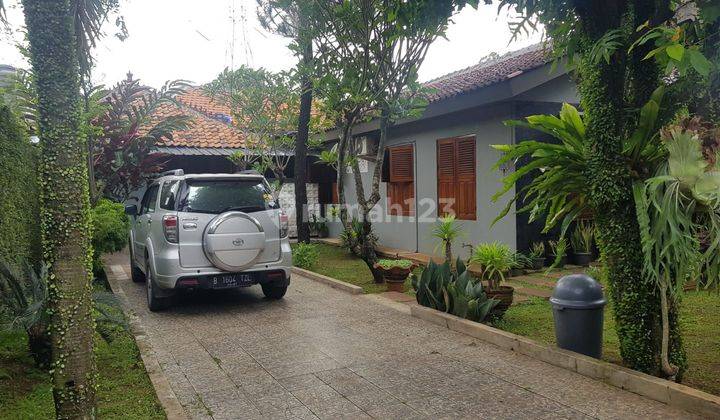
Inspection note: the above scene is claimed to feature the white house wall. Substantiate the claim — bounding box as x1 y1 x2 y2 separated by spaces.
329 103 517 259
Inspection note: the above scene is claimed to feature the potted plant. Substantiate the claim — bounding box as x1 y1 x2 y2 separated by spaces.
374 259 415 292
509 252 531 277
570 221 594 266
469 242 515 318
528 242 545 270
547 239 568 268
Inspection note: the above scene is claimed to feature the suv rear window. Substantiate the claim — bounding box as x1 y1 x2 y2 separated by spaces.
178 178 278 214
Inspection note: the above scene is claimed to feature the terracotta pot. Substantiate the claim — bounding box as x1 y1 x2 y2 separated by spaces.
485 285 514 319
572 252 593 267
374 263 414 293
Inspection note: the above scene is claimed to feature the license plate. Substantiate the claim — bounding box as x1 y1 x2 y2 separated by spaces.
210 273 254 289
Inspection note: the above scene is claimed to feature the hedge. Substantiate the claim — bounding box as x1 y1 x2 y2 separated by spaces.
0 104 40 271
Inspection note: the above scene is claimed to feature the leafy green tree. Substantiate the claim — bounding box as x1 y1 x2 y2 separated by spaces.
491 0 718 377
258 0 319 244
206 66 330 192
311 0 466 282
21 0 97 416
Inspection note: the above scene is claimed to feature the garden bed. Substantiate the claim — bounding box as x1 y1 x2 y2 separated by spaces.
0 269 165 419
498 292 720 396
292 242 418 294
0 328 165 419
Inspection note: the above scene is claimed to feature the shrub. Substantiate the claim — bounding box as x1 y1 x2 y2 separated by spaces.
292 243 319 270
91 199 130 271
376 259 413 270
0 105 40 272
412 258 498 323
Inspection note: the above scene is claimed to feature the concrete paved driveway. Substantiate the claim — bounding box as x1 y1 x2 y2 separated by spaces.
106 254 694 419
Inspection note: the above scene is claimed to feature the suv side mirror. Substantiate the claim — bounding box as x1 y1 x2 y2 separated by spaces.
125 205 138 216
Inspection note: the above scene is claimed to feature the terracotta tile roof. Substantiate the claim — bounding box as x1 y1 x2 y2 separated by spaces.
150 87 247 149
423 43 551 102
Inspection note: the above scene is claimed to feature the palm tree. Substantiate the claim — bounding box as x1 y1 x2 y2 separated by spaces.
431 215 463 266
7 0 121 417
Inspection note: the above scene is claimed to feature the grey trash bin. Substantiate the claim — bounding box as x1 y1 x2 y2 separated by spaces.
550 274 606 358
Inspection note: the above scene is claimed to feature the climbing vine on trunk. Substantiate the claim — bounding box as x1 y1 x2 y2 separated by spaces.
22 0 97 417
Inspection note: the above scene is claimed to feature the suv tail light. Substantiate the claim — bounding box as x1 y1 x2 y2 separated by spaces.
163 214 179 243
279 211 289 238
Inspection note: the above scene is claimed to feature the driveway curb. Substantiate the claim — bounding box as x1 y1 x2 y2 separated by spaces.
291 266 364 294
103 260 189 420
410 304 720 418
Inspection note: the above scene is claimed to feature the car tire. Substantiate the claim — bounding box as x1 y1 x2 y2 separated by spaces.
129 241 145 283
146 263 171 312
261 283 287 299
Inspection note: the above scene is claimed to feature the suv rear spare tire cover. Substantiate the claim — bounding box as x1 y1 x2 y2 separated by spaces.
203 211 266 271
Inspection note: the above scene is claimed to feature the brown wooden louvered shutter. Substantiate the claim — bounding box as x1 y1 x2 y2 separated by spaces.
387 144 414 216
437 139 457 216
455 137 476 220
331 182 339 204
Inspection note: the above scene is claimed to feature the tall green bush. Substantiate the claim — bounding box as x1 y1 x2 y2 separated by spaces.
90 199 130 272
0 104 40 271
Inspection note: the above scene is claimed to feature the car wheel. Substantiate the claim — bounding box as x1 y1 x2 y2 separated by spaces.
129 240 145 283
146 263 171 312
261 283 287 299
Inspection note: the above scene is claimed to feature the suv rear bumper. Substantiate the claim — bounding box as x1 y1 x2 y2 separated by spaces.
153 243 292 290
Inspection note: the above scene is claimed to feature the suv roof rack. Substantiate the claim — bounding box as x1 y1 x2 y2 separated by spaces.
236 170 262 175
159 169 184 177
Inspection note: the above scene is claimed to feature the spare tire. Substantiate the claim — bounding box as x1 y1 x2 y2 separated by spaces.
203 212 266 271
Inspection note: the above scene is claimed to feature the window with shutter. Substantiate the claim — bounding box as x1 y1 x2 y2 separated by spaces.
436 136 476 220
386 144 414 216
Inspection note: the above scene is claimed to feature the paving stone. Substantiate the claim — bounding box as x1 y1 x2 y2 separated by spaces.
106 252 697 420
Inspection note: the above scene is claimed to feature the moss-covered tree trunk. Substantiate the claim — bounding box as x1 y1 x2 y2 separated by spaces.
575 0 685 376
22 0 97 417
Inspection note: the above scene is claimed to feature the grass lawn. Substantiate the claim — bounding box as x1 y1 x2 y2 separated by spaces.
292 242 418 294
0 326 165 419
496 291 720 396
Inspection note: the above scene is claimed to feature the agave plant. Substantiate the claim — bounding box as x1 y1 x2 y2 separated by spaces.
492 88 667 238
412 258 498 323
633 124 720 379
431 215 463 265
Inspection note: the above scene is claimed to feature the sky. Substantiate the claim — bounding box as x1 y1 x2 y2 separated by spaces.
0 0 542 89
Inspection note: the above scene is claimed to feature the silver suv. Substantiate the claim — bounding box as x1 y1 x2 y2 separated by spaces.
125 170 292 311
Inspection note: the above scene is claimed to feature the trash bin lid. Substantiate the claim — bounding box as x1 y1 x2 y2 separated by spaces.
550 274 606 309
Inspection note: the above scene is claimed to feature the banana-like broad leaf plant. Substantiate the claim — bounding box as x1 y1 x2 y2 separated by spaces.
491 88 667 239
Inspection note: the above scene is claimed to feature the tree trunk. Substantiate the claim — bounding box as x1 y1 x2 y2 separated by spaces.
295 33 313 244
23 0 97 417
659 282 679 379
574 0 686 377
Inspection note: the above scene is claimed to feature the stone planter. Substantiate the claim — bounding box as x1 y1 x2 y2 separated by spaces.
374 263 415 293
572 252 593 267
